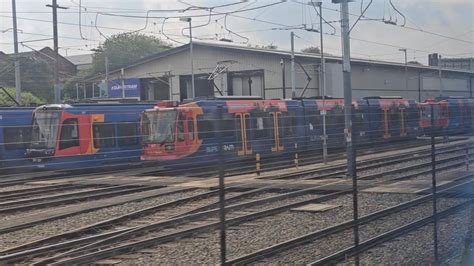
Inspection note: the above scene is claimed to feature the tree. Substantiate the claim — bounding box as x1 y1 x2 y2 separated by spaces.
0 87 45 106
91 33 172 74
0 57 54 102
264 43 278 50
301 46 321 54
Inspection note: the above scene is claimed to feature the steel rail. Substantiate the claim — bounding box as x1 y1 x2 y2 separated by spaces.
35 191 346 266
0 185 165 214
263 141 470 181
0 183 343 262
226 177 474 265
0 187 197 234
0 184 89 200
2 142 468 256
310 198 474 265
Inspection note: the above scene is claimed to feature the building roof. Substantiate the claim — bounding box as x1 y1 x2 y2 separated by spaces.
65 54 93 66
100 40 474 77
0 47 71 63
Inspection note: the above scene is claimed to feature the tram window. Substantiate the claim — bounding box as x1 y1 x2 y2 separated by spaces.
327 109 344 128
177 112 186 141
59 118 79 150
93 123 115 148
197 115 214 139
4 126 31 150
284 111 296 136
177 120 185 141
389 108 399 129
236 115 242 145
118 123 137 146
245 115 252 143
353 111 364 130
220 116 235 138
253 114 269 139
188 120 194 140
308 111 320 131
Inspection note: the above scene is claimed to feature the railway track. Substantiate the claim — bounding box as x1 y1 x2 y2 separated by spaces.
0 138 471 264
0 138 461 187
0 185 164 214
227 177 474 265
0 139 469 227
2 167 471 265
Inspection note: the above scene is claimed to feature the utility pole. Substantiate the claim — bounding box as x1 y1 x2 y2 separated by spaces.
281 59 286 98
314 0 327 164
290 32 296 99
399 48 408 91
46 0 68 104
334 0 358 265
105 55 109 95
121 68 125 98
438 54 443 96
180 17 194 99
12 0 21 104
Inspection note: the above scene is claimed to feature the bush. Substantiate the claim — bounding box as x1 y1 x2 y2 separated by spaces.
0 87 46 106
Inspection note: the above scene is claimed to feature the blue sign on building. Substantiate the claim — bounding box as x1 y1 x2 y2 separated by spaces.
108 78 141 98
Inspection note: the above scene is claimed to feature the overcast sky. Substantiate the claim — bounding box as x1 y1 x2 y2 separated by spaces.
0 0 473 64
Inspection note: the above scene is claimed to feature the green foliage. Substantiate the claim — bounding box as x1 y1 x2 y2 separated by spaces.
0 87 46 106
301 46 321 54
0 57 54 102
91 33 171 74
249 43 278 50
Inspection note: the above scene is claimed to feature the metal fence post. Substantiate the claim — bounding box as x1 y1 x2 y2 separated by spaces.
294 143 299 169
466 144 470 171
256 153 261 176
430 104 439 264
216 105 226 265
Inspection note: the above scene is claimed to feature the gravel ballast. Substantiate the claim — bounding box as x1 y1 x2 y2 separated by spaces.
114 192 421 265
0 189 208 250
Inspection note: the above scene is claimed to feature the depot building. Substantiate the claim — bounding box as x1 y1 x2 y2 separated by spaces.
85 41 474 102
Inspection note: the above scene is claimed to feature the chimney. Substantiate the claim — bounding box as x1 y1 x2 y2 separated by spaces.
428 53 439 66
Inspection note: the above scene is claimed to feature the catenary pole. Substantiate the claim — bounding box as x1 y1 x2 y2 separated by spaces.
291 32 296 98
335 0 359 265
318 1 328 164
52 0 60 103
12 0 21 104
46 1 68 103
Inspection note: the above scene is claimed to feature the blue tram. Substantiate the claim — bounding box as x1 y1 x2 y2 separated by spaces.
0 107 34 172
140 96 420 167
26 103 155 170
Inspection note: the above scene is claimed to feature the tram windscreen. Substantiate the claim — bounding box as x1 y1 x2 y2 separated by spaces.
30 111 61 149
142 109 177 144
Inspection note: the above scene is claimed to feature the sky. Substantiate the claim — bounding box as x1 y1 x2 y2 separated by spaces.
0 0 473 65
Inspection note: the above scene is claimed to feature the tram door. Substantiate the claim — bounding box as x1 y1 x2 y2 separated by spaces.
400 107 408 137
382 107 391 139
459 101 465 130
269 112 284 152
236 113 252 156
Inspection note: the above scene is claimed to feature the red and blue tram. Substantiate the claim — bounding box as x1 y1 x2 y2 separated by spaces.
26 103 155 170
419 97 474 135
140 96 420 167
